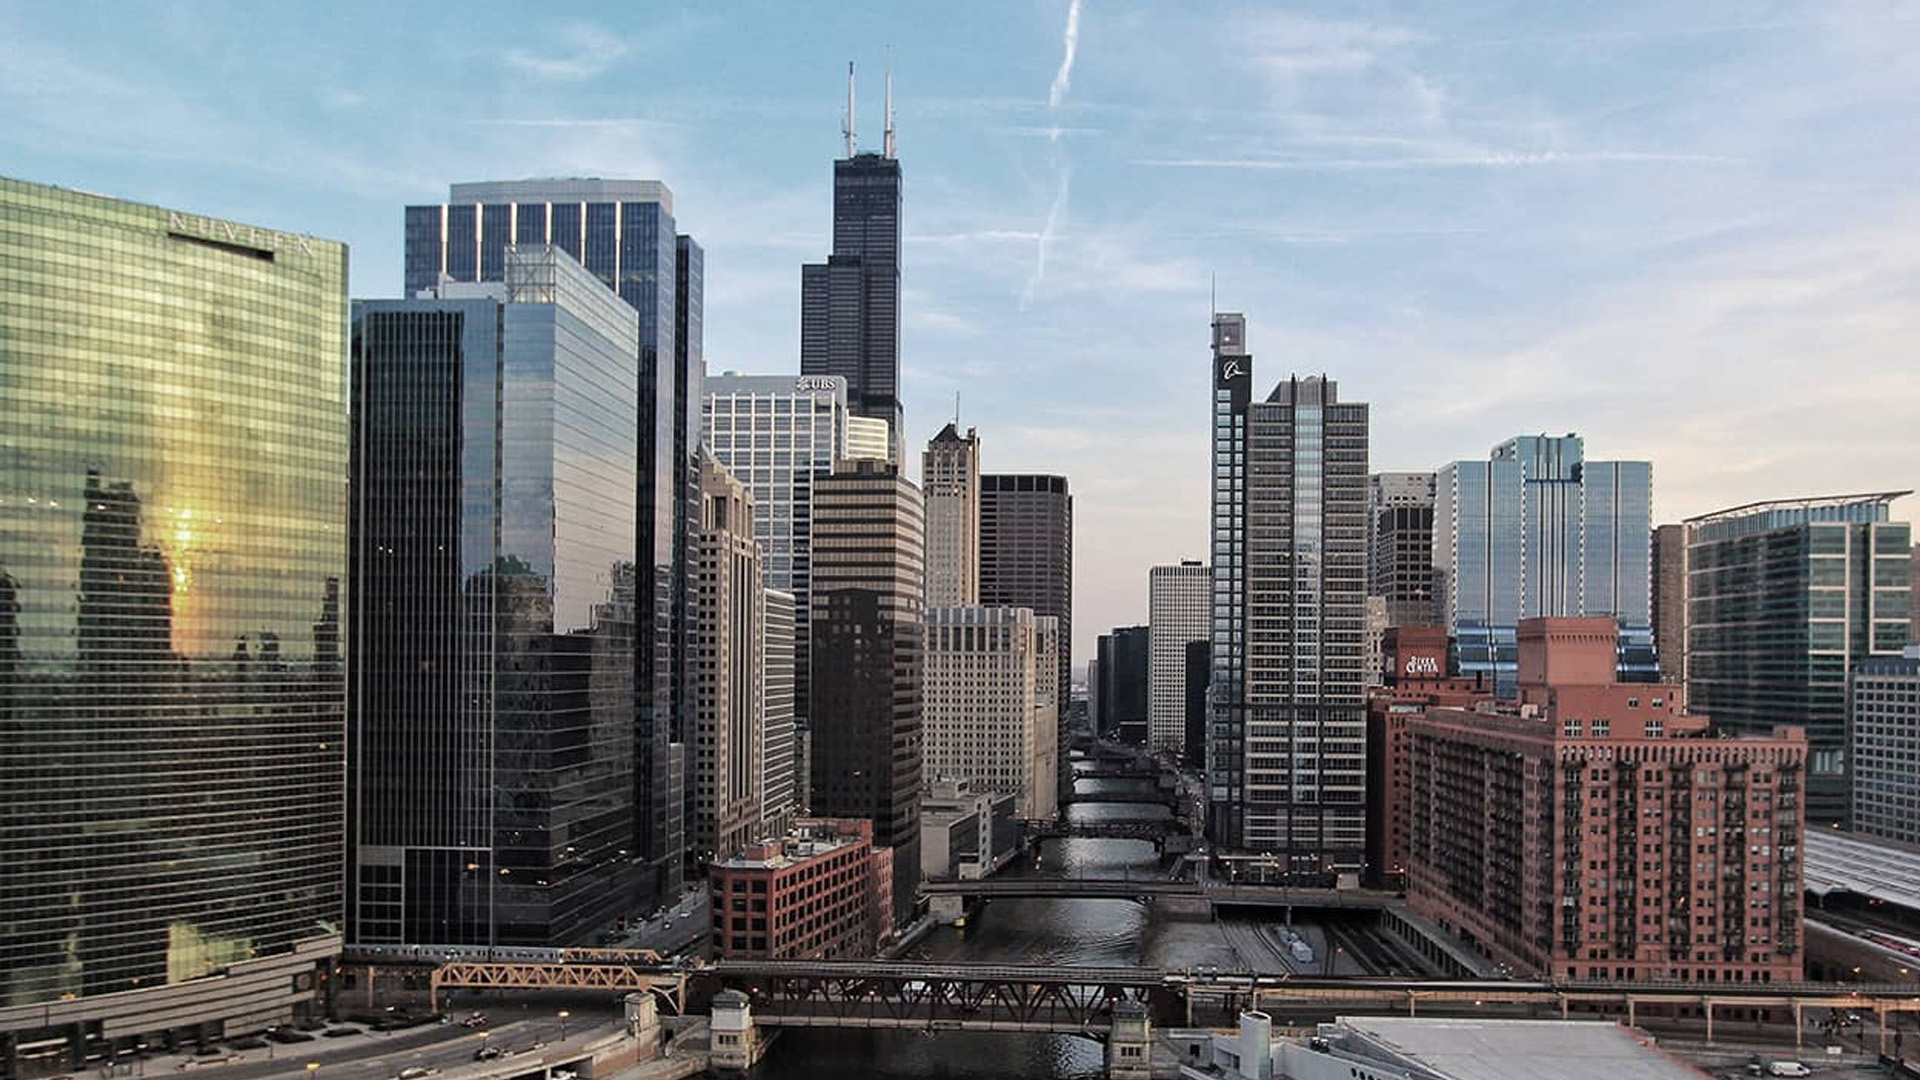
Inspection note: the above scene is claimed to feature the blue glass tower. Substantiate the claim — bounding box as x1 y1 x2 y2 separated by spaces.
1434 435 1654 694
404 179 695 904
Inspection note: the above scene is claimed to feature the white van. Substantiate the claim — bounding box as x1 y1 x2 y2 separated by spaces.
1767 1063 1811 1077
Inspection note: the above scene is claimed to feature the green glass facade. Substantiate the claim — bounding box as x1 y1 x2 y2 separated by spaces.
0 178 346 1052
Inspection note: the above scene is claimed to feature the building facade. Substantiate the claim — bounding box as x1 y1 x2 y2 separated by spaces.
1686 493 1912 822
703 371 850 748
1364 627 1493 890
1184 640 1211 771
0 179 347 1058
403 178 693 904
1095 626 1151 744
708 819 891 960
1433 436 1654 695
1406 619 1807 983
1206 312 1253 849
808 460 925 924
801 143 904 464
351 246 640 946
1368 471 1436 629
762 588 797 840
923 424 981 608
920 778 1021 881
1148 562 1210 755
1652 523 1688 688
1850 650 1920 845
922 607 1058 820
980 474 1073 788
690 456 763 865
1212 366 1370 875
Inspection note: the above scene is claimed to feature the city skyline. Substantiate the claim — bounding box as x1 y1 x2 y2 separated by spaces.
8 1 1916 663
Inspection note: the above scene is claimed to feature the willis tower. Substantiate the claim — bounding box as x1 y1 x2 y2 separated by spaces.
802 62 904 464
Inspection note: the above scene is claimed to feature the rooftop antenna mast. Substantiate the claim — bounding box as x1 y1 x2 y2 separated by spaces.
843 61 857 157
884 50 897 159
953 390 960 427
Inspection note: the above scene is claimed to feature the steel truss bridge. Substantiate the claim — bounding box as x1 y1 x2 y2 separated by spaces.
1059 788 1179 807
1070 767 1163 781
352 950 1920 1052
1021 819 1188 844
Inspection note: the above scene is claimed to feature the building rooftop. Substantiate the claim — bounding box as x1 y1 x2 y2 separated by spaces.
1684 490 1909 526
446 178 674 214
1805 829 1920 908
1324 1017 1707 1080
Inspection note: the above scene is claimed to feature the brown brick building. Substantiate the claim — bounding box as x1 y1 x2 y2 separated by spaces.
1406 618 1807 984
708 818 893 960
1365 627 1492 889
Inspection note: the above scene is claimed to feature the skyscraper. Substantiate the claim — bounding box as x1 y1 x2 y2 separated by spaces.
1213 372 1369 872
762 588 798 838
922 606 1058 820
351 246 640 946
703 372 851 746
405 179 694 903
1686 492 1913 821
1851 650 1920 845
923 424 981 608
1433 435 1653 695
1367 472 1436 629
809 460 925 924
690 455 763 864
980 474 1073 787
1095 626 1151 745
801 78 904 465
1148 562 1210 755
1651 523 1688 687
0 178 346 1052
1207 312 1253 844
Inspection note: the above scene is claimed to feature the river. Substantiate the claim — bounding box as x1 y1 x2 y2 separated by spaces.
715 775 1245 1079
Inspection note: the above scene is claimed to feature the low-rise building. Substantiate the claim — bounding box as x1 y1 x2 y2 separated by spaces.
920 777 1021 881
1406 617 1807 984
708 818 893 960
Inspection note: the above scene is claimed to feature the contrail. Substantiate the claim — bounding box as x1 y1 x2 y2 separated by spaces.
1048 0 1084 110
1026 0 1084 307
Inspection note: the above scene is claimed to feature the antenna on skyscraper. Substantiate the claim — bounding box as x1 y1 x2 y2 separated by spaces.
1210 272 1217 318
843 61 857 157
884 50 897 159
954 390 960 427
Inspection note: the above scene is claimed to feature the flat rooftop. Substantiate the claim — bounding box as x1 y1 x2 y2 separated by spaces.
1331 1017 1707 1080
1805 829 1920 911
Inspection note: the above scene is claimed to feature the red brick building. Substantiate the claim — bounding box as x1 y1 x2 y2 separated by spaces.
1365 627 1493 889
708 818 894 960
1406 618 1807 984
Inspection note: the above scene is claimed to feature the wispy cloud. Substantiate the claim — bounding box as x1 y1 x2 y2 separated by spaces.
1137 149 1743 170
1026 0 1086 307
504 22 629 81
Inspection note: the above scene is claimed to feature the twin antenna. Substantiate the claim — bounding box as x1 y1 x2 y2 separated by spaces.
842 56 897 159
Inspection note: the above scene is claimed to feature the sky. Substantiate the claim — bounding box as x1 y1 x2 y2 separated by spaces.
4 0 1918 666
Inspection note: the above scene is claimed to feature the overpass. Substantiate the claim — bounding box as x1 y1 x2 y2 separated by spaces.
1059 788 1179 807
1070 767 1162 781
920 877 1397 911
1021 818 1190 845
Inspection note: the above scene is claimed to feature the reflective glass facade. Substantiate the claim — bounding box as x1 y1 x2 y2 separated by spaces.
1434 436 1654 694
350 246 639 945
0 179 345 1020
404 181 687 903
1687 495 1911 822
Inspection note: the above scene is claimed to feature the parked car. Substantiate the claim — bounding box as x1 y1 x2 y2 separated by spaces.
1767 1063 1812 1078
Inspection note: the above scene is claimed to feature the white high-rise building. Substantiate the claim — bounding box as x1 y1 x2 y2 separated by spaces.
761 588 797 839
702 372 849 737
846 415 892 462
923 606 1058 820
690 456 763 864
1148 562 1209 755
922 423 981 608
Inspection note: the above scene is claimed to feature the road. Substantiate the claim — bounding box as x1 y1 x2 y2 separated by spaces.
606 887 709 956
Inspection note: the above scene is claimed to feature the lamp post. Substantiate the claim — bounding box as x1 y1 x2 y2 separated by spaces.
305 1062 320 1080
557 1011 570 1040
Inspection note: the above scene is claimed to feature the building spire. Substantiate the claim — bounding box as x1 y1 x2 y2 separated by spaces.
884 50 897 159
843 61 857 157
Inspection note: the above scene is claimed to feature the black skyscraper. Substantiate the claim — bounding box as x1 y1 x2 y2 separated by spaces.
801 113 903 463
980 474 1073 785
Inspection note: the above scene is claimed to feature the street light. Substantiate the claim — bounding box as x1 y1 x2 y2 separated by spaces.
305 1062 320 1080
557 1011 570 1039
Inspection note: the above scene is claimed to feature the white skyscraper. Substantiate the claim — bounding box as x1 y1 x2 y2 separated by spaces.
690 456 763 864
762 588 797 838
1148 561 1210 755
922 423 981 608
922 606 1058 820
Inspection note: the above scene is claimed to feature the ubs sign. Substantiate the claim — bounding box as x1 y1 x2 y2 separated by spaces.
794 376 839 393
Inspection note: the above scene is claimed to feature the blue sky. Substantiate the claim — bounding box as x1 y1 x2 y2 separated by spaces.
4 0 1917 663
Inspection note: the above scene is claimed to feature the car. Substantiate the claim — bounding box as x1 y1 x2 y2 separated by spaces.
472 1048 501 1062
1767 1063 1812 1078
397 1068 433 1079
553 1070 577 1080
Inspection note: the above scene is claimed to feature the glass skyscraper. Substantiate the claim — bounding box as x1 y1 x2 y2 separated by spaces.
350 246 639 946
1686 493 1912 822
801 149 904 464
404 180 694 903
1433 435 1654 694
0 178 346 1059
